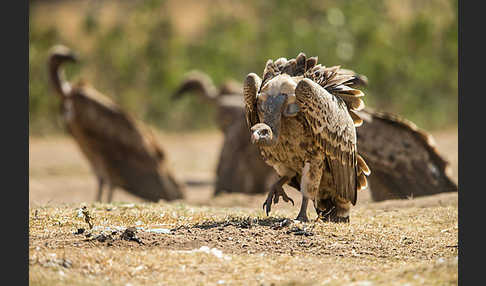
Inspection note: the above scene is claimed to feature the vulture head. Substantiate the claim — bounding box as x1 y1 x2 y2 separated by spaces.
48 45 78 66
47 45 79 97
170 70 218 102
251 74 300 146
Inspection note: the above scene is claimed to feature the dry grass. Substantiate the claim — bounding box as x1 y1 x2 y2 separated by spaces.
29 128 458 285
29 193 457 286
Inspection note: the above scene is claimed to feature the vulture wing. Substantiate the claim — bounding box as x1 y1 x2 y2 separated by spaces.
295 78 363 204
355 108 457 201
243 73 262 129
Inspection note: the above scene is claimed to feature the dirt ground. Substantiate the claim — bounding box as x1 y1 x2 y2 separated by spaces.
29 128 458 286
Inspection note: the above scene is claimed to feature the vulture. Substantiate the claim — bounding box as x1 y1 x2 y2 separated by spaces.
172 71 275 194
173 70 457 205
171 70 244 133
47 45 185 202
355 109 458 201
244 53 370 223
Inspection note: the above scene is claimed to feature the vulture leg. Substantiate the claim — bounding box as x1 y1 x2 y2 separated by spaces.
262 176 295 216
106 184 115 203
96 177 104 202
295 196 309 222
287 175 309 222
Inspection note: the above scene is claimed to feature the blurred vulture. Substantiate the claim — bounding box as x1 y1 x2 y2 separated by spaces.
47 45 185 202
244 53 370 223
355 109 458 201
172 69 457 204
171 71 244 133
172 71 273 194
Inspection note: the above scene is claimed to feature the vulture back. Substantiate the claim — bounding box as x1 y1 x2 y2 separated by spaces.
355 109 457 201
66 84 185 202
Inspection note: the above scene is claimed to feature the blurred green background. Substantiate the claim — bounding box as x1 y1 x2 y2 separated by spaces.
29 0 457 135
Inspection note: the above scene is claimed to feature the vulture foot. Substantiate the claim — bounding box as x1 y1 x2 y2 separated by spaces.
263 179 294 216
295 213 309 222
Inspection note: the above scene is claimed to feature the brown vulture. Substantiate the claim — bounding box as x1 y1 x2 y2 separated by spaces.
47 45 185 202
244 53 370 222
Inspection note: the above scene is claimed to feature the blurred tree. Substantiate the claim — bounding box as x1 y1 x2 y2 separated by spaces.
29 0 457 134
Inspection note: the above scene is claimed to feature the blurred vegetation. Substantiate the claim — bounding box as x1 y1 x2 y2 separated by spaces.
29 0 457 135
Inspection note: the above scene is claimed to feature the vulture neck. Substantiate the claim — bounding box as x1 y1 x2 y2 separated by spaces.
49 61 71 98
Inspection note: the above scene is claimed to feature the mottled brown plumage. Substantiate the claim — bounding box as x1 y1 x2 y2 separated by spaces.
244 53 370 222
48 45 185 202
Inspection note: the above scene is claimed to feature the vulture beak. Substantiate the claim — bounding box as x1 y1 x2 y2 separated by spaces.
49 45 79 63
66 52 78 63
251 123 275 146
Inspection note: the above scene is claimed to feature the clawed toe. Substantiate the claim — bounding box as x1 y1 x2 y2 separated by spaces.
263 186 294 216
263 196 273 215
274 193 294 206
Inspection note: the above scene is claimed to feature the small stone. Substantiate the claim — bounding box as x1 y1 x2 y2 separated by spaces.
62 259 72 268
121 227 143 244
74 228 85 235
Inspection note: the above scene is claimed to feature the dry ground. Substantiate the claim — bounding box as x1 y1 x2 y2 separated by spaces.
30 1 458 284
29 128 458 286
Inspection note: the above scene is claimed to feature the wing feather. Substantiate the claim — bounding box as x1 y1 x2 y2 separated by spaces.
295 78 359 204
243 73 261 128
349 110 363 126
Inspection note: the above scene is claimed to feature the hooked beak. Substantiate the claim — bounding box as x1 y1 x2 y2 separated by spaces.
67 52 78 62
251 123 276 146
60 52 78 63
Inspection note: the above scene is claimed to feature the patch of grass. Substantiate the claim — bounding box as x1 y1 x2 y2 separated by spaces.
29 194 458 285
